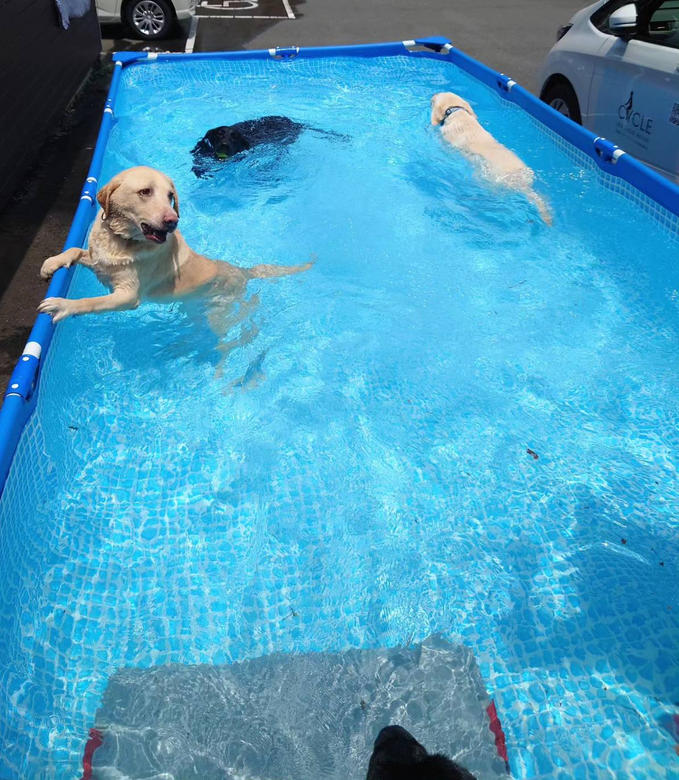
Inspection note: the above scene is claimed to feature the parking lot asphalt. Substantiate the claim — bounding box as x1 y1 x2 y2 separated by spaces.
0 0 583 388
99 0 585 90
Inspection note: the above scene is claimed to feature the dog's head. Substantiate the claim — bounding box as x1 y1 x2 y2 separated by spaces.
366 726 477 780
430 92 476 125
97 166 180 244
195 126 252 161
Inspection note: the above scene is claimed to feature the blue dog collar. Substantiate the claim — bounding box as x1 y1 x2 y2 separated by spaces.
440 105 469 125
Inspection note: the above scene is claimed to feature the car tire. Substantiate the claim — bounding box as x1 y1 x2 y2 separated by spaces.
123 0 174 40
541 80 582 125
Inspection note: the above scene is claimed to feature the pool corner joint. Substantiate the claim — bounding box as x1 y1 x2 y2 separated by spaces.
112 51 152 66
403 36 454 54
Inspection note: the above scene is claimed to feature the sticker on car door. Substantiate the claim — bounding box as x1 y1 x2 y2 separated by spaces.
616 91 655 149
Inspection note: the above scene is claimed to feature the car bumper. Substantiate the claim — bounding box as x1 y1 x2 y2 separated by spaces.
176 0 196 19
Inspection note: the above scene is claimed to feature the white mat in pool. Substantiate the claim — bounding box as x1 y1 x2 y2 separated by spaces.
91 635 508 779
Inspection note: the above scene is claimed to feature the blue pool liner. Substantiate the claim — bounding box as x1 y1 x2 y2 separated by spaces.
0 36 677 497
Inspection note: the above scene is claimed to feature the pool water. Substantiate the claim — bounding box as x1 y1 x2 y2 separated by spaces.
0 54 677 778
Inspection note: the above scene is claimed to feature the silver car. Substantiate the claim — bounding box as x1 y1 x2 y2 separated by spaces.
96 0 196 39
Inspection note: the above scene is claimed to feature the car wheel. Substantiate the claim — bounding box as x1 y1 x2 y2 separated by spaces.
124 0 174 40
541 80 582 125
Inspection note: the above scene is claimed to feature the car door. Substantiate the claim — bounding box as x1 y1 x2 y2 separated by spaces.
95 0 121 21
588 0 679 180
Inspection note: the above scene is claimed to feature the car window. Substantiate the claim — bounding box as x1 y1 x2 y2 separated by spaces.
638 0 679 48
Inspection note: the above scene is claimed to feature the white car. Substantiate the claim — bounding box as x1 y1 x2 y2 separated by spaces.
539 0 679 181
96 0 196 39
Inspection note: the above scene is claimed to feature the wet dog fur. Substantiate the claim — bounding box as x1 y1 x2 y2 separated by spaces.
366 726 477 780
39 166 311 322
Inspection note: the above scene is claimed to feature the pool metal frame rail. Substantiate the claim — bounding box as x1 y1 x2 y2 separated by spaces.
0 36 677 497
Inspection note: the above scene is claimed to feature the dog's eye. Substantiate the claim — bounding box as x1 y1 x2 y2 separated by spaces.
168 191 173 202
137 188 151 197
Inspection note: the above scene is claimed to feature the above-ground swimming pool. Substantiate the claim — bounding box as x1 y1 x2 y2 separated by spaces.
0 39 678 779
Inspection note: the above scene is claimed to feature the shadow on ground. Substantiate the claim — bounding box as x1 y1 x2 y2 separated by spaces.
0 63 110 387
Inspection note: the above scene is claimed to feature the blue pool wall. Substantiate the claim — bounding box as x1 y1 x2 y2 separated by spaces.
0 35 678 499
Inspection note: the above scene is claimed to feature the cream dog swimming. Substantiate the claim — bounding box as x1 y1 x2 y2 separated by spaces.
431 92 552 225
39 166 311 322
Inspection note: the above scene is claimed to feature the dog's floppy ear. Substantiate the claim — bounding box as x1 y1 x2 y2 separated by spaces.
430 94 445 126
232 129 251 151
170 181 180 218
460 98 478 119
223 129 250 157
97 178 120 219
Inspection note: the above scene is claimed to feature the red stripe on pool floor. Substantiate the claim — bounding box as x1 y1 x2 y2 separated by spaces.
80 728 103 780
487 699 511 774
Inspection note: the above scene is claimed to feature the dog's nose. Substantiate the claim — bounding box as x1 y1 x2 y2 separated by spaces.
163 218 178 232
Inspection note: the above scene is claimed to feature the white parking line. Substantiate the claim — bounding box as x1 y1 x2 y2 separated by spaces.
197 0 294 19
185 15 199 52
197 13 289 18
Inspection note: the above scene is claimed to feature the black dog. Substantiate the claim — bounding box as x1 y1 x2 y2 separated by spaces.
366 726 477 780
191 116 345 177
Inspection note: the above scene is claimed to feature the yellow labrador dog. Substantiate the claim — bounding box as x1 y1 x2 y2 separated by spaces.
39 166 311 322
431 92 552 225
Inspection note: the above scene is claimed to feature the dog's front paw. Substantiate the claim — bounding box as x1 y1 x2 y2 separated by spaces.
38 297 74 323
40 255 66 280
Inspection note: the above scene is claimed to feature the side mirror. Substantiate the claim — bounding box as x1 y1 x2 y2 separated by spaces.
608 3 638 37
